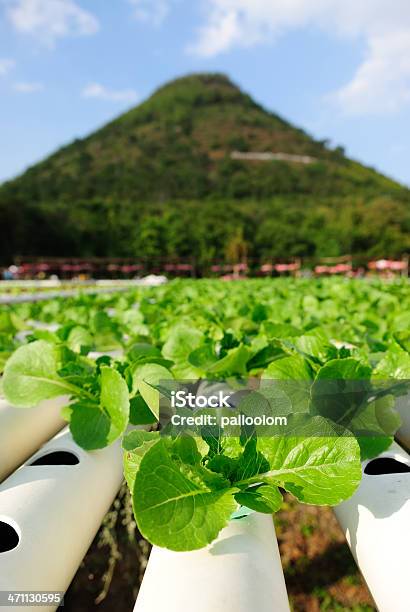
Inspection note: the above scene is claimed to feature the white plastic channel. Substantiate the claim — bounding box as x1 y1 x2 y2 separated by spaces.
134 512 290 612
334 441 410 612
395 393 410 450
0 276 167 305
88 349 123 360
0 286 132 305
0 428 124 612
0 397 67 483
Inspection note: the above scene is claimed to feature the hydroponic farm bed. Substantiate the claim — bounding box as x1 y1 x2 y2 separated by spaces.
0 278 409 612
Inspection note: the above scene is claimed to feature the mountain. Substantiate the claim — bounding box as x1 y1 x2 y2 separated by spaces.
1 73 409 267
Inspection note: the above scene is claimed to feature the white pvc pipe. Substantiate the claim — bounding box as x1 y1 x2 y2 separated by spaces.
0 428 124 612
0 397 67 482
88 349 123 360
334 441 410 612
395 393 410 450
134 512 290 612
0 286 132 305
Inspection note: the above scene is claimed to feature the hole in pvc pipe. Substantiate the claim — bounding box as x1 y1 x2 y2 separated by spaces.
0 521 19 552
364 457 410 475
29 451 80 466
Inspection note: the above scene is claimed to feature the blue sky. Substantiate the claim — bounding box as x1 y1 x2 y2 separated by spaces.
1 0 410 186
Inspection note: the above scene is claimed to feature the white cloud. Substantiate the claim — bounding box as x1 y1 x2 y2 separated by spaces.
190 0 410 115
13 80 44 92
332 31 410 114
5 0 99 44
0 58 16 75
128 0 169 26
82 82 139 103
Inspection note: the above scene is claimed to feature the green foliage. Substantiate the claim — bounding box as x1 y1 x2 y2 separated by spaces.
131 363 173 419
2 277 410 550
1 73 409 263
131 437 237 551
124 416 361 550
257 417 361 506
235 484 283 514
3 340 79 406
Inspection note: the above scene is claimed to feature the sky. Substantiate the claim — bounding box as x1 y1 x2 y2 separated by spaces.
1 0 410 186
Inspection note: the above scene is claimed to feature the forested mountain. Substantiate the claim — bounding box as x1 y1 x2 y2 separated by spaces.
1 73 409 265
